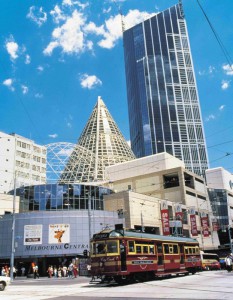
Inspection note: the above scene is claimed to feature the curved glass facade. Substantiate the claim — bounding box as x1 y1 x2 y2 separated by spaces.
9 184 112 212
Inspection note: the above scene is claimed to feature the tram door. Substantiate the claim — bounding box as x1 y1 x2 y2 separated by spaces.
120 241 127 271
163 243 180 271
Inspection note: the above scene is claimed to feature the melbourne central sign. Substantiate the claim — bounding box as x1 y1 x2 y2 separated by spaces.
25 243 89 251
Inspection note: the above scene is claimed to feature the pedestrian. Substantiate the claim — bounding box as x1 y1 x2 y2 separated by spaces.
33 264 39 279
68 262 73 278
1 267 6 276
21 266 26 276
225 254 232 272
53 266 58 278
73 265 78 278
47 266 53 278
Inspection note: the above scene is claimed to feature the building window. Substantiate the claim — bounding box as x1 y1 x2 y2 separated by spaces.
163 173 179 189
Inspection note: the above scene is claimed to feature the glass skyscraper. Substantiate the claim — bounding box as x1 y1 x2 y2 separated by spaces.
123 2 209 176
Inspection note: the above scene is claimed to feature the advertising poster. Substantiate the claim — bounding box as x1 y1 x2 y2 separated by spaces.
175 203 183 222
24 224 43 245
188 207 198 236
49 224 70 244
160 200 170 236
200 212 209 237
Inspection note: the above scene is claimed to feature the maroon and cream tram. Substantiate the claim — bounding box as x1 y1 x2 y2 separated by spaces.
90 228 201 283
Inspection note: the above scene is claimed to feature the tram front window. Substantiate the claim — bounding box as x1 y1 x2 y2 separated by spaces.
93 242 106 254
106 240 118 254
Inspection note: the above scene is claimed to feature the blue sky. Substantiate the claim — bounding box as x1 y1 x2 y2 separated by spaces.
0 0 233 173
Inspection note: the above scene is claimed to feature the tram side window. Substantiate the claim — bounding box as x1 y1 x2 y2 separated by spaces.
149 246 155 254
164 244 169 254
157 244 163 253
107 240 118 254
136 245 142 253
164 244 179 254
184 246 198 254
173 245 178 254
128 241 135 253
143 246 149 254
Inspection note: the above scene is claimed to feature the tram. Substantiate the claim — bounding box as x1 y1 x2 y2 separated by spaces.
90 228 201 284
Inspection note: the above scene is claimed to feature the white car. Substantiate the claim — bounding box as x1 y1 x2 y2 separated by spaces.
0 276 11 291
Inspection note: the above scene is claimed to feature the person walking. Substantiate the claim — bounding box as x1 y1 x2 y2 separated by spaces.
225 255 232 272
33 264 39 279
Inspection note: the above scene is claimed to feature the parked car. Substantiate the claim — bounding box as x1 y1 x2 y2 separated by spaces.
0 276 11 291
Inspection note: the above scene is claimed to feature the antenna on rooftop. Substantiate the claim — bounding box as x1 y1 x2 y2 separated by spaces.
113 0 125 32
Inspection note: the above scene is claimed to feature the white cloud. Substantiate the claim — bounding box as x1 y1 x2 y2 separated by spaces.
44 10 92 55
50 5 66 24
3 78 15 91
124 9 155 30
62 0 88 9
80 74 102 89
198 65 215 76
37 65 44 72
205 114 215 122
27 6 47 27
221 80 230 90
219 105 225 111
35 93 43 98
5 38 19 60
48 133 58 138
44 5 155 56
222 64 233 76
25 54 31 64
84 9 154 50
21 85 29 94
103 7 112 14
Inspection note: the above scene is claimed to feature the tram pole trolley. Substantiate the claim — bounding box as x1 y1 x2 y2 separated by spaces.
90 228 201 284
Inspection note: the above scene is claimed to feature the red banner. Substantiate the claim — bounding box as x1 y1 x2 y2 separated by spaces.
190 214 198 236
161 209 170 236
201 216 209 237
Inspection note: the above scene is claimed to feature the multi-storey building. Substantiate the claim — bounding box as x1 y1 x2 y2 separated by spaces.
0 131 46 194
123 2 208 176
104 152 220 251
206 167 233 248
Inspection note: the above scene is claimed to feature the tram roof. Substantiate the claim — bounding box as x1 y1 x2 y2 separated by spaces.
92 229 199 244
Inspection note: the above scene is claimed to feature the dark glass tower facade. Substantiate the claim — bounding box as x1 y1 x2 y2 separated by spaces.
123 3 209 176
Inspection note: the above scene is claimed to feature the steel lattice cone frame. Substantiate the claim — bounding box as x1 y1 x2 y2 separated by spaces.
59 96 135 183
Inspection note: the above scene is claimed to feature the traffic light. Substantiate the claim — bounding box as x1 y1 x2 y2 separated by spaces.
83 249 88 257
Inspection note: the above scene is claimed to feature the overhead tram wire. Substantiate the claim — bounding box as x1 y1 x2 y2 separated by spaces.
196 0 233 70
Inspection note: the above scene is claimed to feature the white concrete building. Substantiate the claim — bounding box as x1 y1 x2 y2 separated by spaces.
0 131 46 194
104 152 220 251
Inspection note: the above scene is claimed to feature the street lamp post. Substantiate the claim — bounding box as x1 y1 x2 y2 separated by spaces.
228 225 233 253
10 171 17 281
88 192 92 251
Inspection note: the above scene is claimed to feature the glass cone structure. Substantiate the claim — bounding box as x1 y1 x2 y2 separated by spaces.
60 96 135 183
46 142 75 183
123 2 209 176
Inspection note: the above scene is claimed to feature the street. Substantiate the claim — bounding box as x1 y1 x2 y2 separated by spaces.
1 270 233 300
